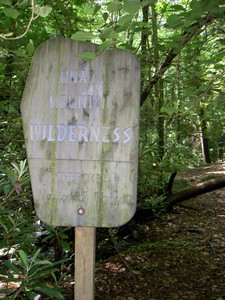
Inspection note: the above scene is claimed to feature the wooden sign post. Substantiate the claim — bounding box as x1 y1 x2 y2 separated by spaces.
21 38 140 299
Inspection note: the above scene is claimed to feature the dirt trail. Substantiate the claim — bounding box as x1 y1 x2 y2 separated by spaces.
95 164 225 300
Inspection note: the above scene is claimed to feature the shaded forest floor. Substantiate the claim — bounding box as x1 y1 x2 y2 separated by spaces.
94 163 225 300
2 164 225 299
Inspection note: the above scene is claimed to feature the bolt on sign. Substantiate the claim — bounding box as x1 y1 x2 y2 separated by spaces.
21 38 140 227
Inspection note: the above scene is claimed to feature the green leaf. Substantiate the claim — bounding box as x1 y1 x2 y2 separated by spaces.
24 291 40 300
59 227 70 234
59 233 68 239
0 0 11 5
19 249 28 268
118 42 136 51
76 52 96 62
28 265 56 278
124 0 140 14
56 0 65 11
98 40 113 53
0 183 5 192
11 162 20 173
170 4 186 11
30 248 41 265
42 233 55 242
102 12 108 22
32 260 53 267
166 14 182 28
33 284 64 299
107 1 122 13
11 48 26 57
7 214 14 225
99 27 114 39
214 63 224 69
118 14 133 26
189 1 204 19
14 227 21 233
51 258 70 267
0 167 17 184
4 184 12 195
93 4 101 15
1 223 9 234
141 0 157 6
3 8 20 19
3 260 21 275
0 269 13 278
27 40 35 56
60 240 70 251
0 288 14 295
35 6 52 18
71 31 95 42
29 268 58 280
160 106 177 116
20 159 27 173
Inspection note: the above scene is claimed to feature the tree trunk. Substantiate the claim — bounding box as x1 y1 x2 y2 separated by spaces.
151 5 164 161
199 107 211 164
141 5 149 56
140 5 151 91
167 177 225 208
151 4 165 194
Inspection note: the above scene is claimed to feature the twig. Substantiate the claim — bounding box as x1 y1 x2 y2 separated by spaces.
109 229 136 279
208 240 216 254
1 0 39 40
0 188 15 209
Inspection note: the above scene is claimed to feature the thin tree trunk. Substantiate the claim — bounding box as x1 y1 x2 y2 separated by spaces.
141 5 149 56
152 4 164 161
151 4 165 194
199 107 211 164
157 79 164 161
140 5 151 91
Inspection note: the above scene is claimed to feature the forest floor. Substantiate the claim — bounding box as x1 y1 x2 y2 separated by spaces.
2 164 224 299
93 163 225 300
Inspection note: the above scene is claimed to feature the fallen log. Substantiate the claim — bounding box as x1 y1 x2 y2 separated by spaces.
167 177 225 208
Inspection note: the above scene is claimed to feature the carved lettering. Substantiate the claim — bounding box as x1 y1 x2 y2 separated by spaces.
60 70 88 85
30 124 133 144
113 127 120 143
57 172 97 183
48 125 55 141
57 124 67 142
90 126 100 142
78 125 88 142
94 192 134 206
38 189 88 203
123 128 132 144
49 94 101 110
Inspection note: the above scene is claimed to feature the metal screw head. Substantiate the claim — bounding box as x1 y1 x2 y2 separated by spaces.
78 208 85 215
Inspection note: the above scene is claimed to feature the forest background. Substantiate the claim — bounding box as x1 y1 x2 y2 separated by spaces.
0 0 225 298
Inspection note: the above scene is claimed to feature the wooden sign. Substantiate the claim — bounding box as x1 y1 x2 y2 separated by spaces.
21 38 140 227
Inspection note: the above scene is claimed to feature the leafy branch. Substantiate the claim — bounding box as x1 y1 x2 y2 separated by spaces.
2 249 64 299
140 15 215 105
0 0 37 40
0 1 52 40
0 160 29 209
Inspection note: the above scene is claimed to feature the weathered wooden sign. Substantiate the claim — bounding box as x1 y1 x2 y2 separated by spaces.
21 38 140 227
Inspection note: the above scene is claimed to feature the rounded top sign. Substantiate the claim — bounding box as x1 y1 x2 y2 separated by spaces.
21 38 140 227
